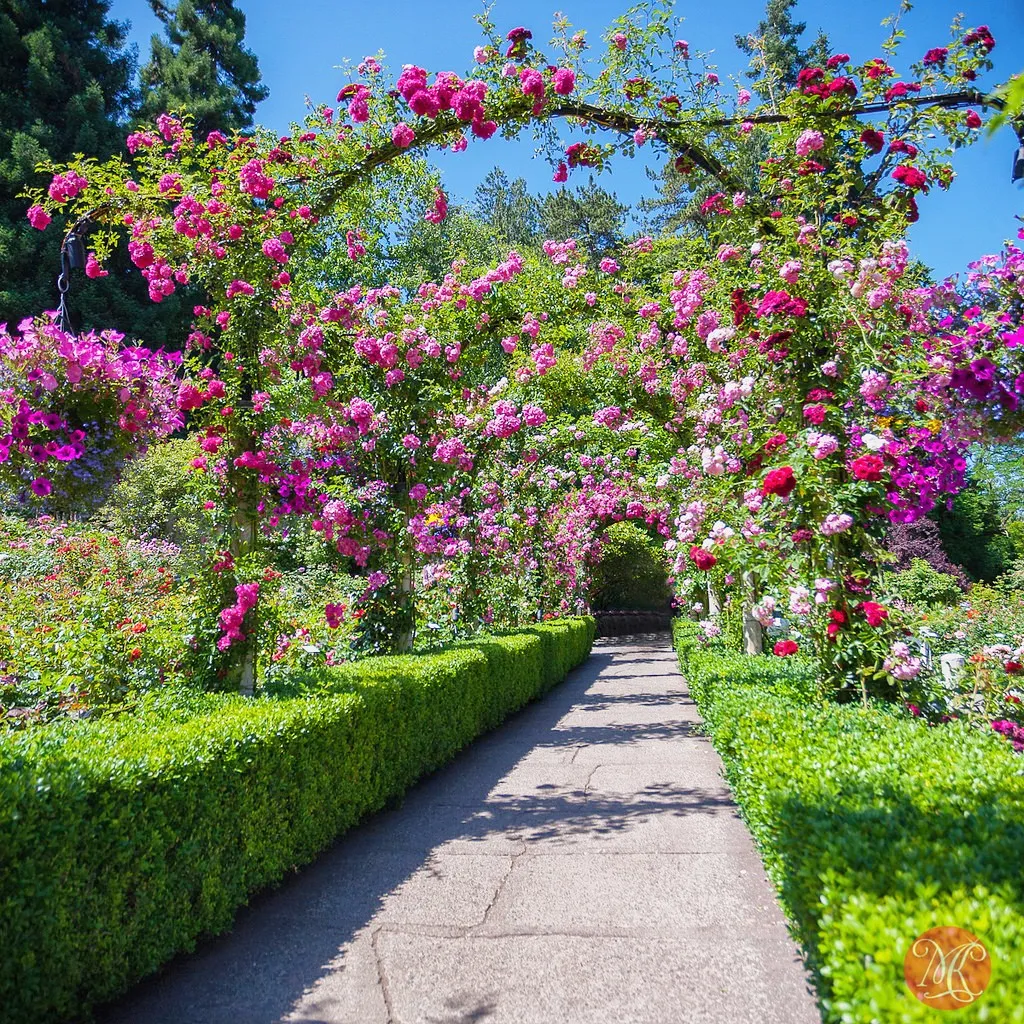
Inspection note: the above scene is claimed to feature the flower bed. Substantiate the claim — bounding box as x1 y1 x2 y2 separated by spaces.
672 619 1024 1023
0 616 594 1024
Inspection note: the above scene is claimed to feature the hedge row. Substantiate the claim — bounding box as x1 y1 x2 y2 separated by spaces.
673 621 1024 1024
0 617 595 1024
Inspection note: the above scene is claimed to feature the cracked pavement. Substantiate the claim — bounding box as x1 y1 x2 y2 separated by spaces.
97 635 821 1024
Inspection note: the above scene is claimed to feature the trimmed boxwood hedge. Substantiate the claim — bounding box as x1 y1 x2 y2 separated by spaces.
0 616 595 1024
672 620 1024 1024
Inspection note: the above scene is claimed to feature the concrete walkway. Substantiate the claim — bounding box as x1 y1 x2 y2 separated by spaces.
99 636 821 1024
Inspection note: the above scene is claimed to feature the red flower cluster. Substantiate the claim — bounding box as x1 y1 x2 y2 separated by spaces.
860 129 885 153
795 67 856 100
762 465 796 498
963 25 995 53
773 640 799 657
756 290 808 319
851 454 885 481
689 545 717 571
860 601 889 627
826 608 846 638
884 81 922 103
893 164 928 192
565 142 601 168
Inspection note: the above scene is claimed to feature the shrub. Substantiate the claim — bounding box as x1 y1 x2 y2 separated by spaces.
673 626 1024 1023
0 617 594 1024
98 438 219 560
886 557 963 606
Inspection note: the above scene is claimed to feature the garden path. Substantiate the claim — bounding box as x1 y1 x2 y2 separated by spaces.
99 636 820 1024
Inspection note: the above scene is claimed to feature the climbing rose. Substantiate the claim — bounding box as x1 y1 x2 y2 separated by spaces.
860 602 889 627
26 205 51 230
689 545 717 571
795 129 824 157
392 123 416 148
762 466 796 498
773 640 799 657
552 68 575 95
851 454 885 481
85 253 108 278
860 129 885 154
892 165 928 191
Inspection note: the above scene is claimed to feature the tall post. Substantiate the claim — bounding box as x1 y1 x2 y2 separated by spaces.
742 571 763 655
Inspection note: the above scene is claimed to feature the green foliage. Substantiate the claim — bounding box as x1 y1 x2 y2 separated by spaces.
886 557 962 607
98 438 219 557
933 480 1016 582
139 0 268 136
735 0 830 101
672 627 1024 1023
0 0 185 341
473 167 540 249
0 616 595 1024
538 177 628 258
590 521 670 610
388 203 503 294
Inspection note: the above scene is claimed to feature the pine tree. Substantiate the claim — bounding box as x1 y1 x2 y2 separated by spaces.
0 0 146 331
641 0 829 237
139 0 268 137
472 168 540 250
538 178 628 260
735 0 829 106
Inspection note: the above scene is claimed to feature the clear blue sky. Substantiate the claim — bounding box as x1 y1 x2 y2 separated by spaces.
110 0 1024 279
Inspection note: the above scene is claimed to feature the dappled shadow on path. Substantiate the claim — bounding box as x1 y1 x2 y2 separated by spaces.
95 637 721 1024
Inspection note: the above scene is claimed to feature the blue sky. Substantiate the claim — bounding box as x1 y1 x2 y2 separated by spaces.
110 0 1024 278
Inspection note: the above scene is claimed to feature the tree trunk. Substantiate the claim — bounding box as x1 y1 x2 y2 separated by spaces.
742 571 763 655
707 580 721 618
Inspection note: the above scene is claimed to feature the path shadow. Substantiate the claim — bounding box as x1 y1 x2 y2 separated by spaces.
95 639 724 1024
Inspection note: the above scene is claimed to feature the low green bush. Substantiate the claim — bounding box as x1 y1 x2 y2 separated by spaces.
885 557 963 606
673 621 1024 1023
0 617 594 1024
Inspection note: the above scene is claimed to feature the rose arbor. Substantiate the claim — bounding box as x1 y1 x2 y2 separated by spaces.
16 5 1024 696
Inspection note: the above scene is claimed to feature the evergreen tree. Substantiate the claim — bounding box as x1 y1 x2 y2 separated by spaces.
139 0 268 137
0 0 147 332
641 0 829 237
472 168 540 250
932 479 1016 582
538 178 627 260
735 0 829 106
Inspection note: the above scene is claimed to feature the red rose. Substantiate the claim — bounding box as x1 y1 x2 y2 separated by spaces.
892 164 928 191
860 601 889 627
1005 661 1022 675
851 454 885 481
689 545 717 571
773 639 799 657
826 608 846 639
762 466 796 498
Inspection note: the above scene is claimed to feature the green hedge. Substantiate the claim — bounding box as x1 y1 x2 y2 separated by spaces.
672 622 1024 1023
0 617 595 1024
